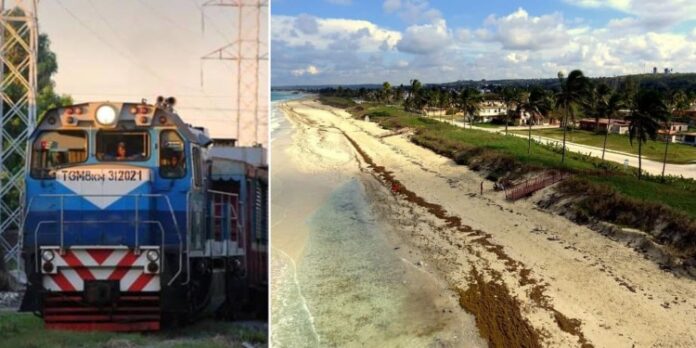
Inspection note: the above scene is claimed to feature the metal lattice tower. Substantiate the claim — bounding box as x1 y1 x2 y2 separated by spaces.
200 0 268 146
0 0 37 269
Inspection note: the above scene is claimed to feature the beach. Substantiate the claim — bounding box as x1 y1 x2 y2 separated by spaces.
270 95 485 347
271 97 696 347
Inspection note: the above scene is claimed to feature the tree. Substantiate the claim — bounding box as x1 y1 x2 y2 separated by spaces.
395 84 404 105
455 87 482 128
661 90 689 178
500 86 522 135
598 90 625 160
555 70 589 163
382 81 392 104
522 87 554 154
627 89 668 180
405 79 422 112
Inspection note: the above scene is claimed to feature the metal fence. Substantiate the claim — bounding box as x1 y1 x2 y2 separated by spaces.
504 172 571 201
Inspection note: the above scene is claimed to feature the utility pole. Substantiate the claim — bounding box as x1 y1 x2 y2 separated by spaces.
0 0 37 277
200 0 268 146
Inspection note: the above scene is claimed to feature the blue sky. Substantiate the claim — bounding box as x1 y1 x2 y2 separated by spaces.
271 0 696 86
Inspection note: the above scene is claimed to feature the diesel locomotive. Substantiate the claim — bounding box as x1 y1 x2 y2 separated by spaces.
18 99 268 331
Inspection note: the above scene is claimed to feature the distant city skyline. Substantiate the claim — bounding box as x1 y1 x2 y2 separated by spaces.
271 0 696 86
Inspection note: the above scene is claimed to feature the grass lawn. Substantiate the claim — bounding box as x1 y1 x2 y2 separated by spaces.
0 312 267 348
472 122 505 129
341 101 696 219
512 128 696 164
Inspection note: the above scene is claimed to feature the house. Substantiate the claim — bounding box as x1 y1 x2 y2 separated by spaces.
657 122 689 142
674 132 696 146
476 101 507 123
578 118 629 134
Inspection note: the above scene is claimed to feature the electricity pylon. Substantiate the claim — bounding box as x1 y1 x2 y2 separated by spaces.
200 0 268 146
0 0 37 276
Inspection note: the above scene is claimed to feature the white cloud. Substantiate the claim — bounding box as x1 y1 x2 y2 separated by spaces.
272 15 401 52
383 0 442 24
291 65 320 77
565 0 696 29
482 8 569 50
396 19 451 54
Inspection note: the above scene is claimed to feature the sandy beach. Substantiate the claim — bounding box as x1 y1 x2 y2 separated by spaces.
270 99 485 347
273 98 696 347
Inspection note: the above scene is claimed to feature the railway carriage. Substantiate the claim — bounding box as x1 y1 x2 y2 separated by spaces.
19 99 268 331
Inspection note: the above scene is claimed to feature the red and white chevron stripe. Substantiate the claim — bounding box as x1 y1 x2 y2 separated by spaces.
41 246 160 292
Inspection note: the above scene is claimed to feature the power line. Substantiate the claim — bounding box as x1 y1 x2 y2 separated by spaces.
136 0 200 36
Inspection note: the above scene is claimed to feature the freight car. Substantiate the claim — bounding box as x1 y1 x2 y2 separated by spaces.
18 98 268 331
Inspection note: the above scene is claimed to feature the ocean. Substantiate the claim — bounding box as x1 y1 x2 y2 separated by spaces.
271 90 305 142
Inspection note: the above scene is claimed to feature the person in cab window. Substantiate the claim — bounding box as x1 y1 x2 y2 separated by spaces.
164 155 185 177
116 142 127 160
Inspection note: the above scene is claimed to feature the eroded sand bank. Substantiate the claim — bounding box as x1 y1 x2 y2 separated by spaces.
275 98 696 348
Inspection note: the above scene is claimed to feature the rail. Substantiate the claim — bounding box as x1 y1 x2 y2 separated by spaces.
22 193 184 285
504 172 570 201
208 189 245 273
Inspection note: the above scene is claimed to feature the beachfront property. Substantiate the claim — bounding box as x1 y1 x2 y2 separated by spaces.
674 132 696 146
477 100 507 122
578 118 630 134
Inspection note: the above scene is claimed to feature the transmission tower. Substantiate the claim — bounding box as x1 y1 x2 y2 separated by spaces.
0 0 37 274
200 0 268 146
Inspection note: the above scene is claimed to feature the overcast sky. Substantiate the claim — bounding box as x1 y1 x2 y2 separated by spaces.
271 0 696 86
38 0 268 145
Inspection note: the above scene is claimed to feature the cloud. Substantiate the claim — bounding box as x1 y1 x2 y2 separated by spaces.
294 14 319 34
482 8 569 50
383 0 442 24
396 19 451 54
272 15 401 52
565 0 696 30
291 65 320 77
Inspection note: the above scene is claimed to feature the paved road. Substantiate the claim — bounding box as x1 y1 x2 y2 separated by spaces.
447 121 696 179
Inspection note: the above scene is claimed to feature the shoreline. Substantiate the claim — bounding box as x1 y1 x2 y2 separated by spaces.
276 97 696 347
270 97 484 346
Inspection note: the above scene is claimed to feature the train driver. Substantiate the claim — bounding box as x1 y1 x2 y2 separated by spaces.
116 142 128 160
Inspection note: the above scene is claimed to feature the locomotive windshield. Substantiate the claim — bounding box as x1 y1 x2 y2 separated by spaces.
30 130 88 179
159 130 186 178
96 131 149 161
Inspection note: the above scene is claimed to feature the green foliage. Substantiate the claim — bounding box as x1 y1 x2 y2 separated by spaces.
330 101 696 219
317 96 356 109
0 313 267 348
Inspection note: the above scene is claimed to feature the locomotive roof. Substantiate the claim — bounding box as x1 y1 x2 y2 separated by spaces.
35 101 212 146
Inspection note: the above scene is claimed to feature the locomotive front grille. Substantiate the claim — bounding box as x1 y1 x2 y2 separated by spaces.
43 291 160 331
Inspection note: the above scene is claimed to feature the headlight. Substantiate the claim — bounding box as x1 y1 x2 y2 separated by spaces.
146 249 159 262
41 250 55 262
95 104 117 125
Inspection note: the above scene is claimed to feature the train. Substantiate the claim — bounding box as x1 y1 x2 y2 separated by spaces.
18 98 268 331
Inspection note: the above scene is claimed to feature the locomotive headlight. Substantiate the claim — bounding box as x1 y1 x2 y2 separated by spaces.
146 249 159 262
95 104 117 125
41 249 55 262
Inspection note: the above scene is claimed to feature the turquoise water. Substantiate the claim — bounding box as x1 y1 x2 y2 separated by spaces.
271 90 305 141
272 178 481 347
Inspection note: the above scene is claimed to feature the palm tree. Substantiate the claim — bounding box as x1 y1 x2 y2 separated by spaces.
501 86 521 135
555 70 589 163
661 90 689 178
456 87 482 128
598 91 625 160
406 79 422 112
382 81 392 104
627 89 669 180
522 87 554 154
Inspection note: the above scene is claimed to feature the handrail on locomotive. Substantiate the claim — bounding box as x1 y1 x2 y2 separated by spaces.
22 193 184 285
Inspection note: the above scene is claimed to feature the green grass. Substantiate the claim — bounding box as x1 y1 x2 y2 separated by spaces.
0 312 267 348
340 102 696 219
317 96 356 109
472 122 505 129
512 128 696 164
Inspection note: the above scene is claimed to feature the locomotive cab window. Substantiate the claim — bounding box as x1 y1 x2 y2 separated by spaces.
159 130 186 178
96 131 149 161
30 130 88 179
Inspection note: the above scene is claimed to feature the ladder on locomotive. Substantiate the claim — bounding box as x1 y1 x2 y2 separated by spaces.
209 190 245 258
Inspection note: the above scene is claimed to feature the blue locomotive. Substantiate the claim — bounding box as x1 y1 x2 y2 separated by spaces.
19 98 268 331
